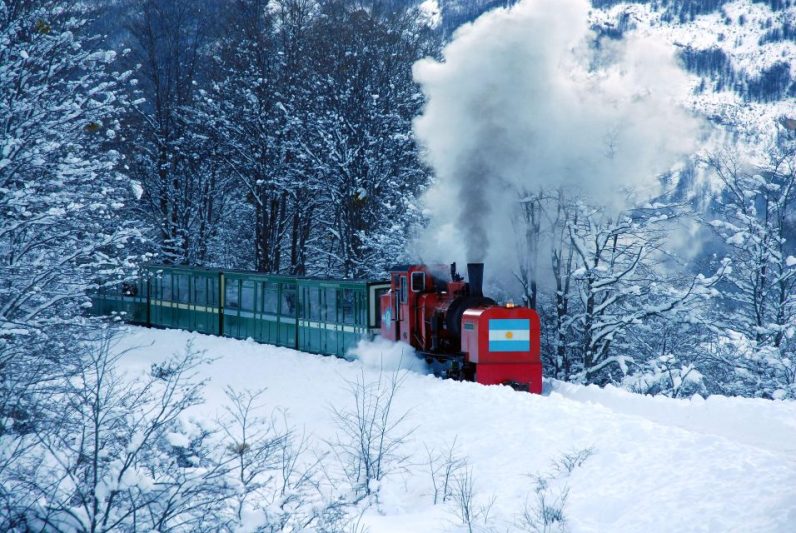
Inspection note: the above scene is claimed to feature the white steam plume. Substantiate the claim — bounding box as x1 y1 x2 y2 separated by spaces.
412 0 703 265
346 337 429 374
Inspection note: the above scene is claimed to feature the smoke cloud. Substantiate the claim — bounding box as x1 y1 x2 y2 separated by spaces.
346 337 429 374
412 0 703 265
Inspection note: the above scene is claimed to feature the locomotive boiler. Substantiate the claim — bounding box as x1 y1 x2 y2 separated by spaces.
379 263 542 393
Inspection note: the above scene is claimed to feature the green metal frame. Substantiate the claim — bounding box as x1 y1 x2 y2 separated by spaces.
221 271 298 348
90 264 390 359
148 266 222 335
296 279 370 356
89 276 149 324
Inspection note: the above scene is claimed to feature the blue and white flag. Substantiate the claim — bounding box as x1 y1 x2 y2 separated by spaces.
488 319 530 352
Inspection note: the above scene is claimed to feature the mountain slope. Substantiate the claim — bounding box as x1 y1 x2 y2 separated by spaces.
433 0 796 145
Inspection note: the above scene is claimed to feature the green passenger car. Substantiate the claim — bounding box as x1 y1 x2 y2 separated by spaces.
149 266 222 335
90 265 390 358
89 276 149 325
221 272 298 348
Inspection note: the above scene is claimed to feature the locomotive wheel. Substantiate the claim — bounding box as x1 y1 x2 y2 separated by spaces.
502 380 530 392
446 364 464 381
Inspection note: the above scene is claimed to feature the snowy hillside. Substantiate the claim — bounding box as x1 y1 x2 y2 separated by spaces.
435 0 796 146
115 327 796 532
591 0 796 149
4 0 796 530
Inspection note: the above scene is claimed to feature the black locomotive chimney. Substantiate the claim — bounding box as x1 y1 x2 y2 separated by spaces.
467 263 484 298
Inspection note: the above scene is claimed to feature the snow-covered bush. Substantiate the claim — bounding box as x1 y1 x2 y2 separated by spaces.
330 368 412 502
702 331 796 399
624 354 708 398
518 448 593 533
1 333 232 531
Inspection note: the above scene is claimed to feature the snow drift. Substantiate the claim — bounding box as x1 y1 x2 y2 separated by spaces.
115 327 796 532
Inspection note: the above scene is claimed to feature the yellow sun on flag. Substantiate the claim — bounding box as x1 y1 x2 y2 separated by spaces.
505 331 514 339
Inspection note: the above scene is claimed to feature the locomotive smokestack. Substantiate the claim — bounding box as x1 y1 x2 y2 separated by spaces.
467 263 484 298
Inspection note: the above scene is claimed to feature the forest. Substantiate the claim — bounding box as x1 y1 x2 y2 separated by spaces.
1 0 795 529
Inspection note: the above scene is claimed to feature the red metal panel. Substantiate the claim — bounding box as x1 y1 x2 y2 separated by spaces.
380 292 397 341
476 306 541 365
476 363 543 394
461 314 480 363
462 305 542 392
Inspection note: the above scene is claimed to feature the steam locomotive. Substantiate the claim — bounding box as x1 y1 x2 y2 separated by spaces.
379 263 542 393
91 262 542 393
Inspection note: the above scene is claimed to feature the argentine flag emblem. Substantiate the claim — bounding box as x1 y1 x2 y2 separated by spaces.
488 319 530 352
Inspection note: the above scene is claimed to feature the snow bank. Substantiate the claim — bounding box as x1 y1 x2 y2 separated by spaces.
550 380 796 455
114 327 796 532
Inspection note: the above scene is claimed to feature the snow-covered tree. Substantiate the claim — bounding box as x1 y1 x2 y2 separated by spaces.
196 0 438 277
703 142 796 398
194 0 315 272
0 0 145 525
121 0 226 265
515 192 723 385
12 334 233 531
303 1 436 278
0 0 141 331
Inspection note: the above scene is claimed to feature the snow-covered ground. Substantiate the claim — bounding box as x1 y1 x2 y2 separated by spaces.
115 326 796 532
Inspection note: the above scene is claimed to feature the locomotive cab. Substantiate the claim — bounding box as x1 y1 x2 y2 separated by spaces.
379 262 542 392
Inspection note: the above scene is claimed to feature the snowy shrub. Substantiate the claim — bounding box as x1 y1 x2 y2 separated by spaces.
624 354 708 398
330 368 413 502
1 333 234 532
217 387 338 532
518 448 594 533
520 484 569 533
703 332 796 399
449 466 497 533
425 437 467 505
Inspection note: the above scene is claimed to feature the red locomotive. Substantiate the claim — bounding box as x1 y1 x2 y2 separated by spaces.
380 263 542 393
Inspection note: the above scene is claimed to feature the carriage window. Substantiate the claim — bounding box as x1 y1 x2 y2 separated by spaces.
394 288 400 320
177 275 190 303
374 288 388 328
309 288 321 321
241 280 255 311
325 287 337 322
208 278 218 306
195 277 207 305
400 276 408 303
262 282 278 314
411 272 425 293
281 285 296 316
225 281 239 309
161 273 172 300
342 289 354 324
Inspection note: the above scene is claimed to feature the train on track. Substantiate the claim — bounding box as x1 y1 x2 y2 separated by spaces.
92 263 542 392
